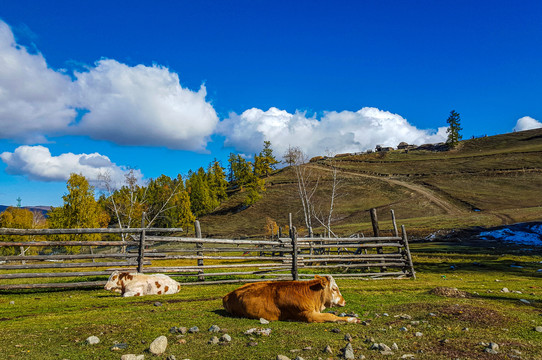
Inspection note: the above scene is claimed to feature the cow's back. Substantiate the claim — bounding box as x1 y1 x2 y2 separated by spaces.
222 280 314 321
115 273 181 296
151 274 181 294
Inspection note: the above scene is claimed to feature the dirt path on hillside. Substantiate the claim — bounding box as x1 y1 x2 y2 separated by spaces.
309 164 464 215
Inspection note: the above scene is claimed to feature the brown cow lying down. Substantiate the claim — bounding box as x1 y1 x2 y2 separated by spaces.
104 271 180 297
222 275 359 323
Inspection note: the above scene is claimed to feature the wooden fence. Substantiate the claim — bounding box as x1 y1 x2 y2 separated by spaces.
0 210 415 290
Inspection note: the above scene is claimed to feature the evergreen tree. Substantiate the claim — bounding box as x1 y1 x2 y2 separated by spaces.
259 141 279 176
236 155 254 188
187 168 214 217
446 110 463 148
227 154 253 187
162 174 188 227
208 159 228 202
227 153 237 183
174 190 196 231
253 153 266 178
243 175 266 206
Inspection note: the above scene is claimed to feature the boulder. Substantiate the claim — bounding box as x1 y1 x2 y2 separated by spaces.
149 336 167 355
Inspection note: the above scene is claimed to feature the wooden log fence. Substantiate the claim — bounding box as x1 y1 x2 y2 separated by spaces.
0 209 416 290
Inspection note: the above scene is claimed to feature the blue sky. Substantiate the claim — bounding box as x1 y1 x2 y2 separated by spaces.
0 0 541 207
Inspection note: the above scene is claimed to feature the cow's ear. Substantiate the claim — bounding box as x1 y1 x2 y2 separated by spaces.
310 275 328 290
316 275 330 284
310 281 324 291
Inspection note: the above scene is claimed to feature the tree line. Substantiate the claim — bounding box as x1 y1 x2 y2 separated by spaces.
0 142 279 254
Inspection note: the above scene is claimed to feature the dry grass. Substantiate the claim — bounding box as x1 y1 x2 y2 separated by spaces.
198 128 542 238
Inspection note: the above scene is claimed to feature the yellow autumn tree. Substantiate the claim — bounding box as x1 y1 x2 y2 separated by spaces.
265 217 279 239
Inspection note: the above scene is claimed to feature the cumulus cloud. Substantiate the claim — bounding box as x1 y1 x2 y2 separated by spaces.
0 20 217 151
0 145 142 189
218 107 448 158
513 116 542 132
73 60 218 151
0 21 75 143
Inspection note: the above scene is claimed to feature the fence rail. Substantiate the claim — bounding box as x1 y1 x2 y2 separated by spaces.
0 209 416 290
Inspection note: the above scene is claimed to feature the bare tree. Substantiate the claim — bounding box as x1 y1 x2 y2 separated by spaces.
99 170 184 235
311 155 345 238
284 146 319 233
283 145 302 166
99 170 137 242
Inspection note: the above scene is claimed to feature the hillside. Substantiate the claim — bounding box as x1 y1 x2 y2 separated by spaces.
0 205 51 217
199 128 542 238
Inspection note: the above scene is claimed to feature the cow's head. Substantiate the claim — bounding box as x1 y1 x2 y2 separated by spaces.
314 275 346 308
104 270 123 293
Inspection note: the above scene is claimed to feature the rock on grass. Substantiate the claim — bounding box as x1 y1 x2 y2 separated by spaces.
149 336 167 355
121 355 144 360
342 342 354 359
85 336 99 345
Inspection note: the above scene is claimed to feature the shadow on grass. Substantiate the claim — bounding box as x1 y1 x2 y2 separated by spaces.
0 286 101 296
473 294 542 309
415 259 542 279
212 309 234 318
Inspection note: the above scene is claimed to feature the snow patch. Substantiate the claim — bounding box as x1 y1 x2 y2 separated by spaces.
478 223 542 246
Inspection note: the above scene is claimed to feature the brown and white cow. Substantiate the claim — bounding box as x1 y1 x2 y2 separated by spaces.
222 275 359 323
104 271 180 297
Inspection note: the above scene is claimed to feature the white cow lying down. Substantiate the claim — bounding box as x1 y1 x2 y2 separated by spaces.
104 271 181 297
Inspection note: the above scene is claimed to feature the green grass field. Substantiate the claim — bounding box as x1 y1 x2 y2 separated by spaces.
2 243 541 360
2 129 542 359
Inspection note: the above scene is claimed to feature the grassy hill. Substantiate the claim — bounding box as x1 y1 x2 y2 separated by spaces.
199 128 542 239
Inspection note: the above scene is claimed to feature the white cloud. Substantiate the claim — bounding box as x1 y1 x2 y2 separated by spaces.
219 107 447 158
0 20 218 151
0 145 142 189
0 21 75 143
513 116 542 132
73 60 218 151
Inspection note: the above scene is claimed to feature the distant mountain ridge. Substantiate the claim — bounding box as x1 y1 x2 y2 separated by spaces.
0 205 51 216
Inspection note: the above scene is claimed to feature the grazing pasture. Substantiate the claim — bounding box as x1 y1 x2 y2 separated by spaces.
200 128 542 239
1 242 541 360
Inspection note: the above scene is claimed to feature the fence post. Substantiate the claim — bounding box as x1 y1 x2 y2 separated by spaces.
137 212 146 273
288 213 293 236
370 208 385 272
401 225 416 279
19 246 26 265
291 226 299 281
308 225 314 257
195 220 204 281
370 208 380 237
391 209 399 237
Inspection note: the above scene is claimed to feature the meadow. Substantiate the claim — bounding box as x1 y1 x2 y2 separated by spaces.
2 129 542 359
1 242 541 360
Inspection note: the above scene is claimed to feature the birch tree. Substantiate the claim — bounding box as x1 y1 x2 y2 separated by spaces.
283 146 319 232
312 156 345 237
99 170 188 234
